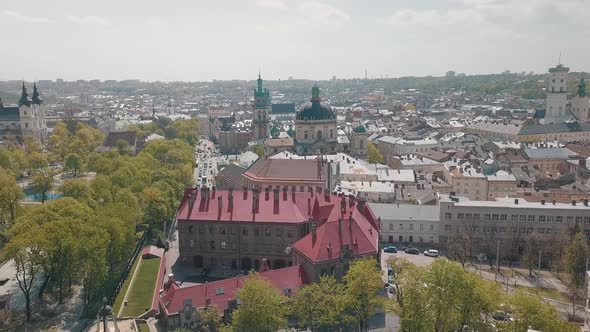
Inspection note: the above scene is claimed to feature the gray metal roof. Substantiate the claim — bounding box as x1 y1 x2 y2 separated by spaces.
523 148 578 160
369 203 439 221
518 122 590 135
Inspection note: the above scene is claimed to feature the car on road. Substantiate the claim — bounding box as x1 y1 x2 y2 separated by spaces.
423 249 439 257
383 246 397 253
405 247 419 255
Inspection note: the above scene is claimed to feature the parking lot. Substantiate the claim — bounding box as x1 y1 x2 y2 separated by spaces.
380 249 437 276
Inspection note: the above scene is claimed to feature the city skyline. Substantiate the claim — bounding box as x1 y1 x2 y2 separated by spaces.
2 0 590 81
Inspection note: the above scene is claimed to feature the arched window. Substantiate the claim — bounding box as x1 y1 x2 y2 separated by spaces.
330 129 333 138
317 130 322 140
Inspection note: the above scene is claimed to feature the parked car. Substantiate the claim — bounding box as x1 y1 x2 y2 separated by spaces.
405 247 419 255
424 249 439 257
383 246 397 253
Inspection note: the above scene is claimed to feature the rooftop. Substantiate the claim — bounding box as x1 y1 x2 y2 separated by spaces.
369 202 439 221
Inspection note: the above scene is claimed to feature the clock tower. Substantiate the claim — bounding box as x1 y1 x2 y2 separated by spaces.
253 73 270 140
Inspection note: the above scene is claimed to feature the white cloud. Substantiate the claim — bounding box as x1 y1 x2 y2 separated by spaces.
299 1 350 24
67 15 112 27
255 0 288 10
1 10 55 24
148 18 163 26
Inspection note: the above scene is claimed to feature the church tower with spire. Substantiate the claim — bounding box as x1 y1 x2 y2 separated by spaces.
572 78 589 122
18 82 48 144
252 72 271 140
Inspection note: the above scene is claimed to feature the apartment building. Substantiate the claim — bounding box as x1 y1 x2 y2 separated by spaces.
439 194 590 258
370 203 439 245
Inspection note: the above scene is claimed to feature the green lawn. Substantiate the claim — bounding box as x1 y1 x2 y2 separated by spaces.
113 255 142 315
514 285 571 303
119 257 161 317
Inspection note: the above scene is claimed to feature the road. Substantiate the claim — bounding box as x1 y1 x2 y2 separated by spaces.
194 139 218 189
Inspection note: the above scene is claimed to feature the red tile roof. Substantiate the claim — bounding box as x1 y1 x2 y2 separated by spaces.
243 157 325 182
177 188 313 224
160 265 307 315
141 245 164 259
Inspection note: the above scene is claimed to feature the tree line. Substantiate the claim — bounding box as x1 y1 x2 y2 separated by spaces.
0 119 198 323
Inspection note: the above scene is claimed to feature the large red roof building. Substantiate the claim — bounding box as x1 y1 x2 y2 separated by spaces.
176 187 379 283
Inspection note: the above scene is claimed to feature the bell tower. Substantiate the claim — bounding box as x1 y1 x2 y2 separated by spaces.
543 63 570 124
252 72 270 140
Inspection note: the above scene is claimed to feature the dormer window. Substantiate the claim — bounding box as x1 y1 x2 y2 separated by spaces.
215 288 224 295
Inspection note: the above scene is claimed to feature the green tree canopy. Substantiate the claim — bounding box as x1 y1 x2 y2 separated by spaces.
367 141 384 164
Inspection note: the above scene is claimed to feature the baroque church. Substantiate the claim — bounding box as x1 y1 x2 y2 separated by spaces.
0 83 48 145
252 74 367 157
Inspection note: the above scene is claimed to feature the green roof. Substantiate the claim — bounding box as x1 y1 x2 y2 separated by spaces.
0 107 20 120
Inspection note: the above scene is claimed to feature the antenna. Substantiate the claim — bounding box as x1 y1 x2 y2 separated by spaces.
558 51 561 65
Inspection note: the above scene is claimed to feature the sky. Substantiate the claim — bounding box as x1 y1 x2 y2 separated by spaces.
1 0 589 82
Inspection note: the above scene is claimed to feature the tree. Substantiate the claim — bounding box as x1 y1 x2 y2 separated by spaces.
291 275 347 331
30 168 55 204
507 291 578 332
250 144 265 158
195 305 223 332
64 153 83 176
230 273 287 332
343 257 384 332
27 151 49 171
562 231 588 319
2 230 43 321
367 141 384 164
522 235 540 277
116 139 131 155
59 178 94 205
447 232 473 268
0 170 24 227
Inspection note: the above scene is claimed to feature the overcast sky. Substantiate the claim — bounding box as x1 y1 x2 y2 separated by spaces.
2 0 589 81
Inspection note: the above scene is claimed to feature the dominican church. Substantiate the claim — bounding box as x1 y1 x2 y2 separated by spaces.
0 83 48 145
251 74 368 157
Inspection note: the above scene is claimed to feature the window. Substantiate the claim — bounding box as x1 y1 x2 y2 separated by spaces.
199 226 205 234
304 131 308 139
575 216 582 223
492 214 499 221
445 225 451 231
210 241 216 249
527 215 535 222
265 228 271 236
287 231 293 238
221 241 226 249
242 228 248 236
420 224 424 231
484 214 491 221
539 216 546 222
539 228 546 234
466 213 472 220
389 224 394 231
317 130 322 140
189 240 194 248
457 213 464 219
473 214 480 220
546 228 553 234
500 214 507 221
547 216 554 223
254 228 260 236
209 227 215 234
430 225 434 231
556 216 562 223
520 215 526 222
399 224 404 230
473 226 479 232
220 227 226 235
189 226 193 233
511 215 518 222
584 217 590 224
445 212 452 220
567 216 573 223
330 129 334 138
499 227 505 233
409 224 413 231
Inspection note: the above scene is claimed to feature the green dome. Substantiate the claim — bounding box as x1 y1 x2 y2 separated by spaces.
287 125 295 137
270 125 280 138
296 85 335 121
354 124 367 133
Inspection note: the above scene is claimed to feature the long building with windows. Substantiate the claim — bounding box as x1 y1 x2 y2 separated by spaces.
438 194 590 260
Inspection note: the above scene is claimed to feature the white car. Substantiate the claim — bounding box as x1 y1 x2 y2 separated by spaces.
423 249 439 257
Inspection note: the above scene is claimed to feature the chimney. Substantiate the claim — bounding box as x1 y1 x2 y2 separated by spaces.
338 217 342 234
583 199 588 206
228 189 234 212
217 196 223 217
205 298 211 307
307 198 311 216
514 199 518 205
168 273 176 285
273 188 279 202
572 200 576 206
273 188 280 214
541 200 545 205
265 187 270 201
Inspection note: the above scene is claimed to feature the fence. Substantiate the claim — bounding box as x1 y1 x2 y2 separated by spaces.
107 232 146 305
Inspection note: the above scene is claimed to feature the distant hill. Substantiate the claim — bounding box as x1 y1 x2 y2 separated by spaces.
0 91 18 105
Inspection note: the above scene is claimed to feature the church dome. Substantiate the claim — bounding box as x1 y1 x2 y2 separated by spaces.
353 124 367 133
296 85 335 121
270 125 280 138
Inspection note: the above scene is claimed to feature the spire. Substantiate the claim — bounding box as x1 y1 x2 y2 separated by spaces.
257 72 263 93
311 84 320 102
578 78 586 97
18 82 31 107
32 82 43 105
